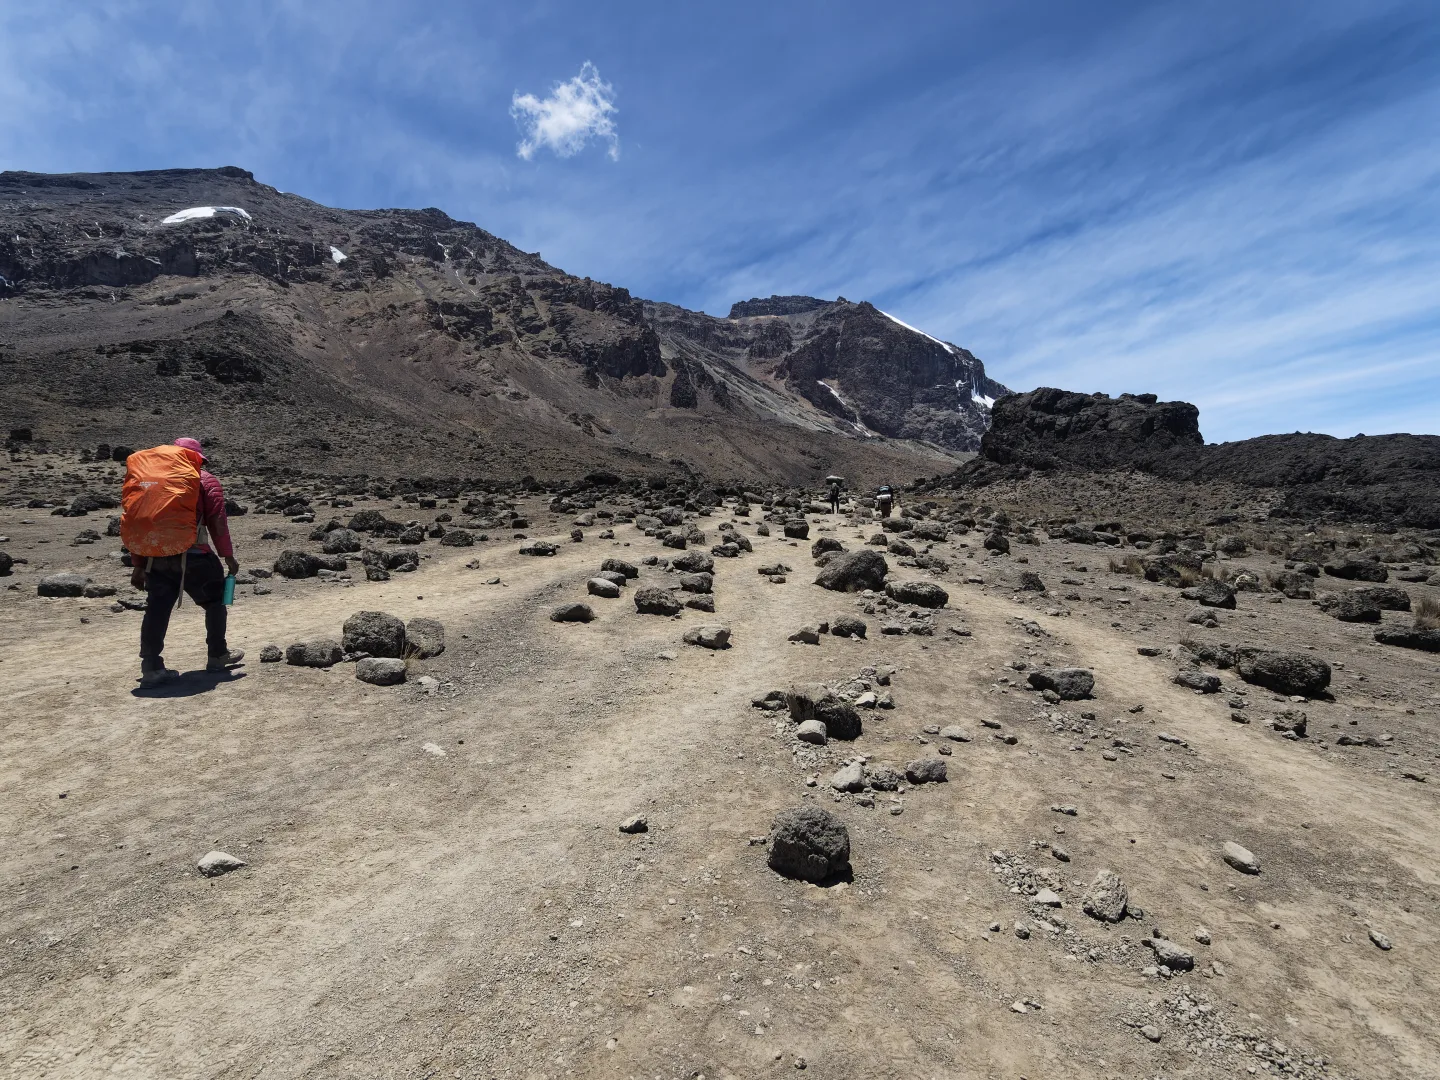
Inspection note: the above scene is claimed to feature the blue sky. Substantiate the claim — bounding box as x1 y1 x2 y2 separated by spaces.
2 1 1437 442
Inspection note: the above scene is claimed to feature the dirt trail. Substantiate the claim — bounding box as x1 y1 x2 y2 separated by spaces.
2 508 1438 1079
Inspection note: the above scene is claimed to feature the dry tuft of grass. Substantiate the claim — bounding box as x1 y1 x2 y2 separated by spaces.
1109 554 1144 577
1416 595 1440 631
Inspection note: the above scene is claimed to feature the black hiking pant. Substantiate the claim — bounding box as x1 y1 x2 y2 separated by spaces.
139 552 228 669
829 493 840 513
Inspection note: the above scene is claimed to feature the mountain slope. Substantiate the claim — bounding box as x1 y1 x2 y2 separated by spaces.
0 167 1003 484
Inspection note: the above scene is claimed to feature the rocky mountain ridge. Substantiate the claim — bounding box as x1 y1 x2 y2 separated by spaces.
0 166 1004 485
940 387 1440 527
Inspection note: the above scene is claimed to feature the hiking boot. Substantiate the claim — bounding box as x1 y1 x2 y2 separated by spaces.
139 667 178 688
206 649 245 671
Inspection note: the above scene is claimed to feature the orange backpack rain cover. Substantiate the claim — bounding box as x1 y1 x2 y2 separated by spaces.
121 445 201 558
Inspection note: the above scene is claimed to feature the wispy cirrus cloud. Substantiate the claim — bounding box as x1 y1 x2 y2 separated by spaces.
511 61 618 162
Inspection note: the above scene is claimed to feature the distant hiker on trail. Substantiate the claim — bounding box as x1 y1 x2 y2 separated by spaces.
876 485 895 519
122 438 243 688
825 474 844 514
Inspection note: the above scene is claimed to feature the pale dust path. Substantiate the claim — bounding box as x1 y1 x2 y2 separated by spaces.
2 517 1437 1079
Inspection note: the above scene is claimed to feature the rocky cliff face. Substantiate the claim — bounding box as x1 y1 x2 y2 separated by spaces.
941 386 1440 527
0 167 977 485
979 388 1203 471
651 295 1008 452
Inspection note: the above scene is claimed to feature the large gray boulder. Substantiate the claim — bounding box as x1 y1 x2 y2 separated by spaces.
1323 558 1387 582
37 572 90 597
1317 590 1381 622
286 640 343 667
1027 667 1095 700
1181 579 1236 609
1082 869 1129 922
885 580 949 608
682 624 731 649
830 615 867 639
342 611 407 658
634 586 682 616
785 684 864 740
406 617 445 658
587 577 621 599
1374 627 1440 652
814 550 889 592
767 805 850 882
322 528 362 554
601 558 639 579
274 550 320 579
1351 586 1411 612
1234 649 1330 697
671 551 715 575
355 657 407 685
550 602 594 623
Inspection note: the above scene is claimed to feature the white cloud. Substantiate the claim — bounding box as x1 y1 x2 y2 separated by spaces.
511 61 618 162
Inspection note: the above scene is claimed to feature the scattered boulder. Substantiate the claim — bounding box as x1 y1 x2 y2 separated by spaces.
601 558 639 579
1181 579 1237 609
796 719 828 745
1173 668 1221 693
406 618 445 658
618 815 648 834
811 537 845 559
1271 570 1313 599
865 764 902 790
678 572 713 594
1082 869 1129 922
259 644 283 662
1018 571 1046 592
197 851 246 877
322 528 362 554
1234 649 1330 697
274 550 320 578
1317 590 1381 623
885 580 949 608
939 724 970 742
1373 627 1440 652
342 610 406 658
1222 841 1260 874
905 758 948 784
37 572 90 597
786 684 862 740
788 625 822 645
550 602 594 623
672 551 715 575
767 805 850 882
519 541 558 556
587 577 621 599
439 528 475 547
355 657 407 685
0 551 12 576
634 586 682 616
830 615 867 638
814 550 889 592
1323 558 1387 582
682 624 731 649
1026 667 1095 700
286 640 343 668
1148 938 1195 971
830 761 865 792
1350 586 1412 612
783 520 810 540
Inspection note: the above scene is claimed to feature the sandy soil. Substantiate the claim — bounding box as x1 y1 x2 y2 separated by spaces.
2 488 1439 1079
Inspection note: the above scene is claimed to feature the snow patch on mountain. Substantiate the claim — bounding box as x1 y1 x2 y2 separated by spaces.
161 206 252 225
330 246 347 264
880 309 961 356
818 380 876 437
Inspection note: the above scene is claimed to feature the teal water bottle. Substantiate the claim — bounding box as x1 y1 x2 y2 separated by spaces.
222 574 236 606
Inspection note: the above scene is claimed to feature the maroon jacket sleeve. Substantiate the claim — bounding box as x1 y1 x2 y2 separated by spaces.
199 471 234 558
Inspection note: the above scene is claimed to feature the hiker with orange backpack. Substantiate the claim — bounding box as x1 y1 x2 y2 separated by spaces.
122 437 243 687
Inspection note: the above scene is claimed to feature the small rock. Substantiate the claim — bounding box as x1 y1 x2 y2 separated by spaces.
767 805 850 882
1222 840 1260 874
1014 921 1031 940
619 815 649 834
197 850 246 877
1034 888 1063 906
587 577 621 599
1082 869 1129 922
788 625 822 645
1368 928 1392 950
796 719 828 745
682 624 731 649
1148 937 1195 970
355 657 407 685
1194 927 1212 945
550 602 595 623
259 644 283 662
286 640 343 668
905 758 947 784
939 724 970 742
830 761 865 792
1141 1024 1161 1043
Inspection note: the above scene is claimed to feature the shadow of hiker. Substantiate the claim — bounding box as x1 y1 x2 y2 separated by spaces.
130 668 248 699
